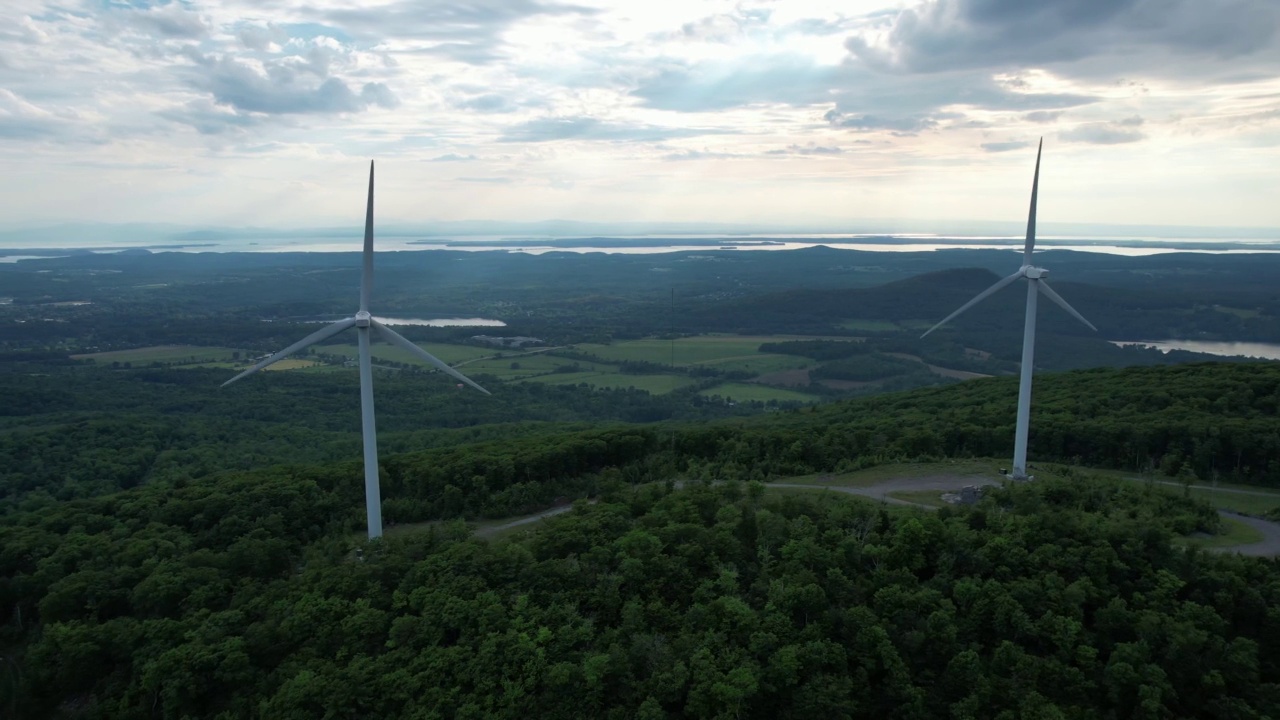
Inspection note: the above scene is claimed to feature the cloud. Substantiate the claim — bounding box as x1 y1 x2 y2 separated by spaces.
766 144 844 155
661 149 742 161
843 0 1280 77
0 88 93 141
183 52 398 116
428 153 480 162
322 0 594 64
455 93 517 113
825 109 938 134
120 4 210 40
159 99 268 135
632 55 838 111
500 116 723 143
457 176 513 183
981 140 1032 152
1025 110 1064 123
1060 117 1146 144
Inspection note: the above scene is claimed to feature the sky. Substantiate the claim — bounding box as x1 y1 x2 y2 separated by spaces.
1 0 1278 233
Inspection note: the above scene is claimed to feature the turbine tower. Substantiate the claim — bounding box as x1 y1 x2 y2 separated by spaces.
921 140 1095 480
223 161 490 538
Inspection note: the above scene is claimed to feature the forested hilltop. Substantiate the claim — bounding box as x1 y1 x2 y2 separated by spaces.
5 361 1280 717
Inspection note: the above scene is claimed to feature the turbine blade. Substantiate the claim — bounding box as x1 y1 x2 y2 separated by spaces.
221 317 357 387
920 271 1024 338
372 320 491 395
1038 280 1097 331
1024 138 1043 265
361 160 374 313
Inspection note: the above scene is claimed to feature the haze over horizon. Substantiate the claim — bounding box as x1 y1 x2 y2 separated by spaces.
2 0 1278 232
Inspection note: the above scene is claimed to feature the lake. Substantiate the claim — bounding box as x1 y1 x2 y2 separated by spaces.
375 317 506 327
1111 340 1280 360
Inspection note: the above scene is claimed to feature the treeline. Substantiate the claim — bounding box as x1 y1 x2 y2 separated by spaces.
7 474 1279 718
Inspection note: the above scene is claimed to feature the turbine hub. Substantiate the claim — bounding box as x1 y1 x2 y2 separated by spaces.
1023 266 1048 279
355 310 372 327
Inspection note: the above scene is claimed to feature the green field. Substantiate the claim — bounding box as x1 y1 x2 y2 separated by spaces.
573 335 841 367
528 371 696 395
74 345 247 365
316 341 493 366
453 353 595 380
699 382 820 404
838 319 899 332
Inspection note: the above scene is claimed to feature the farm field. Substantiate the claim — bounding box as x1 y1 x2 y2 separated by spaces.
527 371 697 395
699 382 820 404
73 345 247 365
315 341 493 366
572 335 844 366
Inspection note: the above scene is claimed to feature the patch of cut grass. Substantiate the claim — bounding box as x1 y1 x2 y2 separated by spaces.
528 372 696 395
1180 517 1265 549
74 345 246 365
316 341 491 365
698 382 819 404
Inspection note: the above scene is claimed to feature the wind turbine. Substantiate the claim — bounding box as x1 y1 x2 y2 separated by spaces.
222 161 490 539
921 139 1095 480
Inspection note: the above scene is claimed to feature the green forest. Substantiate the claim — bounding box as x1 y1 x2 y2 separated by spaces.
5 247 1280 717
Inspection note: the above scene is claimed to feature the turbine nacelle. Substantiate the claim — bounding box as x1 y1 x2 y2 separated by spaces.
355 310 372 327
1023 266 1048 279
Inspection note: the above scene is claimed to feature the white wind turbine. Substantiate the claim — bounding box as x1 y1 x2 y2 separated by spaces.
921 140 1095 480
223 161 490 538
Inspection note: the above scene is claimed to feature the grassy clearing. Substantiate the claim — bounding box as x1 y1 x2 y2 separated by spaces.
74 345 246 365
699 382 819 404
317 341 491 365
1180 517 1265 549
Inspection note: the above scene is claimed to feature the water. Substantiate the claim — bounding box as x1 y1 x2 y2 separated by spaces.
1111 340 1280 360
301 316 506 327
374 316 506 327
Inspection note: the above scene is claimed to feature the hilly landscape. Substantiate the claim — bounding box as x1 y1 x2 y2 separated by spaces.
4 246 1280 717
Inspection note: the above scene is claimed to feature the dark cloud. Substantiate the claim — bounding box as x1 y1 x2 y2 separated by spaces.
845 0 1280 76
500 116 723 143
185 53 398 116
323 0 594 64
1060 119 1146 144
981 140 1032 152
1025 110 1064 123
